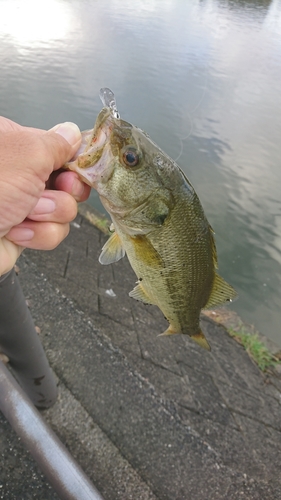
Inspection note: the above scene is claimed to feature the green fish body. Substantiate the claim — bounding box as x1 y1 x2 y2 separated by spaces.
65 100 237 350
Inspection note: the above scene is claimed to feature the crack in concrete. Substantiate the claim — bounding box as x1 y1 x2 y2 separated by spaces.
229 408 281 433
63 251 70 279
210 375 281 432
130 308 145 359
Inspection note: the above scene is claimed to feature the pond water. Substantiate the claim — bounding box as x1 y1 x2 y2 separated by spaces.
1 0 281 346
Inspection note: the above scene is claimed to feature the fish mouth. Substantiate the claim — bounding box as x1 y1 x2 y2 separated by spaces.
65 108 114 187
72 127 107 159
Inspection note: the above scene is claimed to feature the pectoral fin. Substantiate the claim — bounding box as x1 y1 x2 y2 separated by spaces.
204 273 237 309
130 235 163 268
99 232 125 265
129 284 155 305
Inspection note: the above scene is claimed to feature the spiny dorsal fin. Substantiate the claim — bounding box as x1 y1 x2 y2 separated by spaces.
129 284 155 305
204 273 237 309
99 232 125 265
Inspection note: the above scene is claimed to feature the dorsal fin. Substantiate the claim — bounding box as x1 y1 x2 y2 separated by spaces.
209 225 218 269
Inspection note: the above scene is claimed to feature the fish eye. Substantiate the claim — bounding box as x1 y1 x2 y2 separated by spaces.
123 148 139 167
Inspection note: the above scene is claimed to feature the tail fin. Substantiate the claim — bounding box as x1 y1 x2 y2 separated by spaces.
159 325 211 351
191 330 211 351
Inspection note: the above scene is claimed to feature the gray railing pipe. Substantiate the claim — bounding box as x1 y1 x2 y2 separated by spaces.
0 360 104 500
0 268 57 408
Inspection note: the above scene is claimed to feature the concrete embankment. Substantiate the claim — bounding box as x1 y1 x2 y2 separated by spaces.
0 203 280 499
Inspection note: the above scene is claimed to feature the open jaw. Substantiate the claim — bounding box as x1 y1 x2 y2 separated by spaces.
65 120 113 187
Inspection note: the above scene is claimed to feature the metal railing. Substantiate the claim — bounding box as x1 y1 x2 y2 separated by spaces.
0 269 104 500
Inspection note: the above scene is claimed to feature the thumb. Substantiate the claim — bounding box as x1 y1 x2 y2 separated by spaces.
42 122 82 170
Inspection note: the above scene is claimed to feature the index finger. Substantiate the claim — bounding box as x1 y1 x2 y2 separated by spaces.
0 116 45 134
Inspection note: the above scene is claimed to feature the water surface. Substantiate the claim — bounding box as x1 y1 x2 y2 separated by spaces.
1 0 281 346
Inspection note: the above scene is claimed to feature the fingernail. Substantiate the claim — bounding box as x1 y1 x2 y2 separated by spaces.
49 122 81 146
72 178 85 199
30 197 56 215
8 228 34 242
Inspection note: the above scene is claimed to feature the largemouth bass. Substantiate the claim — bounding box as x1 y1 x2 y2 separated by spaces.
66 88 237 350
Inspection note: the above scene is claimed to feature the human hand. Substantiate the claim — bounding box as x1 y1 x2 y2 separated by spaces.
0 117 91 276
